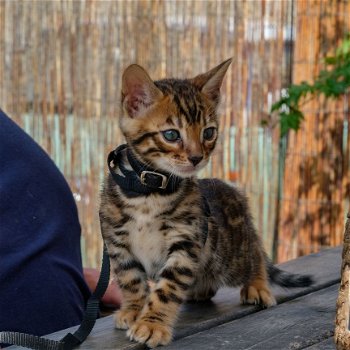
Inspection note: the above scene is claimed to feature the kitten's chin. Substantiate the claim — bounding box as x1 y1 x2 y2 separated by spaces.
153 159 208 179
174 167 198 178
160 162 207 179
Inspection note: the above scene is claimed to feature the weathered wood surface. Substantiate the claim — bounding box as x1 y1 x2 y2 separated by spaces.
305 338 336 350
9 247 342 349
163 285 338 350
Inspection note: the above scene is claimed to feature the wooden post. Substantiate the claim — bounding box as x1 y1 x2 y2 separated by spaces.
335 213 350 349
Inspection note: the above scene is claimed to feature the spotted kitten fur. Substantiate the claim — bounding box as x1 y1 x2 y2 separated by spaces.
99 59 312 348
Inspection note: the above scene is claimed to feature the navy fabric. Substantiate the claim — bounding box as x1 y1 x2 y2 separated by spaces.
0 111 91 338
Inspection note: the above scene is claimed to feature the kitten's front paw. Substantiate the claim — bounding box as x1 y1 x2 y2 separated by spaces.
114 309 140 329
127 319 172 348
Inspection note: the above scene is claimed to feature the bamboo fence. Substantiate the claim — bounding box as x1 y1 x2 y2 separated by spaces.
0 0 348 267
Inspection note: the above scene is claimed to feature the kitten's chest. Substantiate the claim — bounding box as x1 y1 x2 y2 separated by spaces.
124 198 168 278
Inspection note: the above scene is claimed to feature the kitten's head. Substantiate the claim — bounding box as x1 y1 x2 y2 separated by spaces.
120 59 232 178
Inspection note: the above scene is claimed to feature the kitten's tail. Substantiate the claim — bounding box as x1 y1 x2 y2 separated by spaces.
267 263 314 288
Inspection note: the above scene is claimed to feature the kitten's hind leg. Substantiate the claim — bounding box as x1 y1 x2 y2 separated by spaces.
187 286 217 302
240 267 276 308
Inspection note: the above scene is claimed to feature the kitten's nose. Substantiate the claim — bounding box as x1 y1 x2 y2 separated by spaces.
188 155 203 166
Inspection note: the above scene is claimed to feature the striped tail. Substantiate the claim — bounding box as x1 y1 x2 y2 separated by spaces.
267 263 314 288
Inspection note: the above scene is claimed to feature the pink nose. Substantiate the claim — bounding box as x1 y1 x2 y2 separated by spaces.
188 156 203 166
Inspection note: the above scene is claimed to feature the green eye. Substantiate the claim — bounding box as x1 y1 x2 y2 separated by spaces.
203 127 216 141
162 129 181 142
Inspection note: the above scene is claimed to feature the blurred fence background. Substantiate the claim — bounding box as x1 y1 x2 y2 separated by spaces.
0 0 349 267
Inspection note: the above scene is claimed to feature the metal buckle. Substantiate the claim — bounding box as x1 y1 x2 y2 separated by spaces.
140 171 169 189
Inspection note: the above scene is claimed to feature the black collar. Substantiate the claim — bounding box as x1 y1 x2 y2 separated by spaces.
107 144 183 196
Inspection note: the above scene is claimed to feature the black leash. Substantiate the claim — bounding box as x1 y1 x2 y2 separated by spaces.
0 244 110 350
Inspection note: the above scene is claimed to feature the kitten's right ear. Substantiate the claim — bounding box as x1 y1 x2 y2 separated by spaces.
191 58 232 104
122 64 163 118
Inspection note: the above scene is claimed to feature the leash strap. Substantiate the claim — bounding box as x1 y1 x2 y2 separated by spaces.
0 333 65 350
0 244 110 350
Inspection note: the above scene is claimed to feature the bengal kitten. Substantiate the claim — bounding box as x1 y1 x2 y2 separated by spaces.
99 59 312 348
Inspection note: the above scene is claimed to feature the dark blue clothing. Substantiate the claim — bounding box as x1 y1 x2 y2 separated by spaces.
0 111 91 338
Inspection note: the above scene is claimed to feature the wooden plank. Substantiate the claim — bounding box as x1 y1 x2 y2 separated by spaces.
8 247 341 350
163 284 339 350
164 284 339 350
304 337 335 350
173 246 342 341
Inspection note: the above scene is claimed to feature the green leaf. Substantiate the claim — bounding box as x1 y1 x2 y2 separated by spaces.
271 99 287 112
279 109 304 137
287 82 313 104
268 33 350 138
324 56 337 65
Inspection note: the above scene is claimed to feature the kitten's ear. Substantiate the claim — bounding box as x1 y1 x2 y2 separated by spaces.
122 64 163 118
191 58 232 103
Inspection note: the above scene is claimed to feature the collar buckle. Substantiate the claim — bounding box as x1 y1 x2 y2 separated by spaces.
140 171 169 190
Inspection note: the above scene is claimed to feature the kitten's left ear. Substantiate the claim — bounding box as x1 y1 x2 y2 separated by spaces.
191 58 232 103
